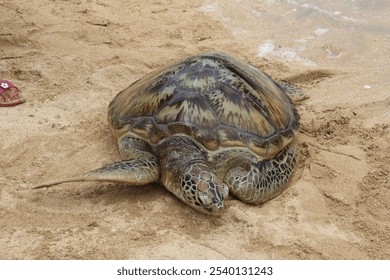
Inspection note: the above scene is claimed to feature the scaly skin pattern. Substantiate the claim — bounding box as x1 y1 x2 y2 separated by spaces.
225 144 296 204
157 135 229 214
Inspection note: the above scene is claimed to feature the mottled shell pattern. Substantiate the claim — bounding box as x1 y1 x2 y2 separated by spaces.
108 52 299 159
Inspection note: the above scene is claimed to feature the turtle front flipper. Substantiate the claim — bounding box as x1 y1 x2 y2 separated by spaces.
34 136 160 189
34 157 160 189
225 144 296 204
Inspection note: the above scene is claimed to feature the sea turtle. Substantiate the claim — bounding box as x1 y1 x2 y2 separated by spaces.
35 52 301 215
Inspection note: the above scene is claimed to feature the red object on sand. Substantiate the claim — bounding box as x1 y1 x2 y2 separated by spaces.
0 80 18 94
0 80 25 107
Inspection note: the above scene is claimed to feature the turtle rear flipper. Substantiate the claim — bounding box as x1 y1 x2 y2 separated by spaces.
276 81 308 102
34 158 160 189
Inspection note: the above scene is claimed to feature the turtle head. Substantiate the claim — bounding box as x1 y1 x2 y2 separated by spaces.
179 164 229 215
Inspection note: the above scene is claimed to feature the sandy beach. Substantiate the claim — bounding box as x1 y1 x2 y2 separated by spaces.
1 0 389 259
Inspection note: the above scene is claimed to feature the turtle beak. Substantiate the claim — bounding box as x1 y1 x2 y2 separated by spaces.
203 201 225 215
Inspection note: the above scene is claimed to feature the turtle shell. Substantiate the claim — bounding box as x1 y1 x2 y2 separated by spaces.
108 52 299 158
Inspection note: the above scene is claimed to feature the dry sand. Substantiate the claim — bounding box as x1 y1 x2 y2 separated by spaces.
1 0 389 259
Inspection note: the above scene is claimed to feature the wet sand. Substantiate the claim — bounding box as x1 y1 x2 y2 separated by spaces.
1 0 389 259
